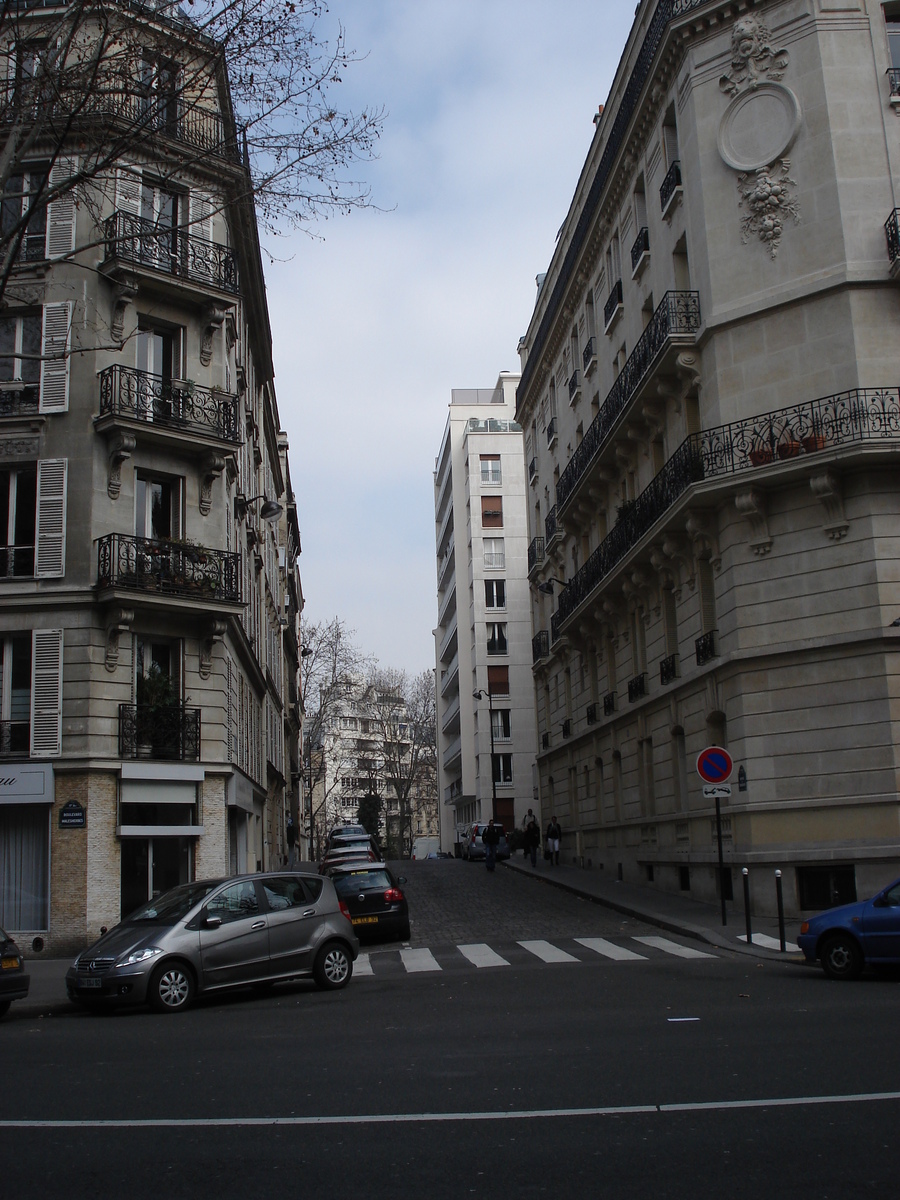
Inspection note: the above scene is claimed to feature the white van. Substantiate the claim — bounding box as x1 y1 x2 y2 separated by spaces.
412 836 441 860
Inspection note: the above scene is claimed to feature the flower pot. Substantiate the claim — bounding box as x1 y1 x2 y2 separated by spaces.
749 448 774 466
777 441 801 460
801 434 826 454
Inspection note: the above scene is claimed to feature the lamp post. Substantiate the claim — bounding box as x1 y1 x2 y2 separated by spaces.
472 689 497 823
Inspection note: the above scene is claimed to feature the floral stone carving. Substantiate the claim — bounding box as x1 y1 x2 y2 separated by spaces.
736 160 800 259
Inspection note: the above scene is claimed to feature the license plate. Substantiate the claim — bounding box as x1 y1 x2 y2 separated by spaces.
1 957 19 969
352 916 378 925
78 976 102 989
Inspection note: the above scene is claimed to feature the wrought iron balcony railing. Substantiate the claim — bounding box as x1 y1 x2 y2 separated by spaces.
98 533 241 603
603 278 623 328
532 630 549 664
545 505 558 544
528 456 538 481
557 291 701 512
118 703 200 762
628 673 646 703
631 225 650 272
888 68 900 99
562 719 571 738
568 369 581 402
885 209 900 265
660 160 682 212
0 545 34 577
546 416 558 445
0 384 39 417
660 653 679 685
104 210 239 295
552 386 900 635
528 536 545 572
586 703 597 725
582 336 597 374
0 719 29 756
603 691 616 716
82 86 240 161
695 632 717 666
99 365 240 443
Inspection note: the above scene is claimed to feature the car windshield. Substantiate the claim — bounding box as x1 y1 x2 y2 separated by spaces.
125 881 221 924
332 870 392 894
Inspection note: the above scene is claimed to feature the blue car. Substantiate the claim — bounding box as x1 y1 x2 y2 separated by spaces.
797 876 900 979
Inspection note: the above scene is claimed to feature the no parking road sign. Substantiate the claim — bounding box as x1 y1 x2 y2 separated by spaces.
696 745 733 785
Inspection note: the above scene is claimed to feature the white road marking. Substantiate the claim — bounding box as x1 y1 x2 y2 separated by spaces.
400 947 441 973
4 1092 900 1128
737 933 791 951
633 936 715 959
354 953 373 976
518 939 579 963
575 937 647 961
458 943 510 968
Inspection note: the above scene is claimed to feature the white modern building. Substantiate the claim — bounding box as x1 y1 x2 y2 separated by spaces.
434 375 538 849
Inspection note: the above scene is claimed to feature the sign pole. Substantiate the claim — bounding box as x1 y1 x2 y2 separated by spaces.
715 795 726 927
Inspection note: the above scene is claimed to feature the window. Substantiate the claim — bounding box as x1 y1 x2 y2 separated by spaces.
486 622 508 655
140 179 183 272
0 634 31 754
487 665 509 696
491 709 511 741
484 579 506 610
483 537 505 570
481 495 503 528
138 53 181 135
0 803 49 928
136 473 182 540
480 454 501 484
0 467 36 577
207 879 260 923
0 312 41 411
889 15 900 66
2 167 47 262
798 866 857 911
492 753 513 786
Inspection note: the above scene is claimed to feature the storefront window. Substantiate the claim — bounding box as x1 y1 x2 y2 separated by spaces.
0 803 48 928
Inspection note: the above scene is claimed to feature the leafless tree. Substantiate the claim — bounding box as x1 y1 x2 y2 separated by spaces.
0 0 383 304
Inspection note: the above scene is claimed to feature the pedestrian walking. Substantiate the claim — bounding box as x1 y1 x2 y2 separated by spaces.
482 818 501 872
545 815 562 866
521 807 536 829
524 817 540 868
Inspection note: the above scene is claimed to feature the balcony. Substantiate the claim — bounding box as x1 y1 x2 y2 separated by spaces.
556 291 701 515
547 416 558 447
102 211 239 300
888 68 900 105
528 536 545 576
603 278 623 331
885 209 900 274
582 336 597 377
118 703 201 762
528 456 538 483
660 653 679 685
97 534 241 606
553 385 899 635
0 720 29 756
97 365 240 447
660 160 682 217
568 370 581 404
84 86 240 162
0 383 39 418
562 719 571 739
532 630 549 664
586 703 597 725
545 505 559 546
0 545 35 578
628 673 646 703
695 631 717 666
631 226 650 277
541 732 549 750
603 691 616 716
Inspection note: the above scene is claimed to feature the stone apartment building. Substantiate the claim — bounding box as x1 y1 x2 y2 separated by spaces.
0 0 301 953
434 375 538 849
517 0 900 916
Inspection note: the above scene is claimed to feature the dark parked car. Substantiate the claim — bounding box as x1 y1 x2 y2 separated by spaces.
798 875 900 979
0 928 30 1017
325 863 410 942
66 871 359 1013
326 824 368 847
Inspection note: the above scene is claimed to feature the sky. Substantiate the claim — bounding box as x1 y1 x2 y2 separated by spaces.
264 1 636 675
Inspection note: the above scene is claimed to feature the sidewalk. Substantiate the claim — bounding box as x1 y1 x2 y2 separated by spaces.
503 853 805 962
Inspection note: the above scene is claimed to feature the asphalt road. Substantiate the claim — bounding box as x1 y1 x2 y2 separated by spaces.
5 860 899 1198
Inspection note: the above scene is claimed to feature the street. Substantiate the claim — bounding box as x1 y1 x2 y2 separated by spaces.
4 860 899 1198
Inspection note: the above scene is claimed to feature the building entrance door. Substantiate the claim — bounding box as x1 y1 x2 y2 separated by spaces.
120 836 192 918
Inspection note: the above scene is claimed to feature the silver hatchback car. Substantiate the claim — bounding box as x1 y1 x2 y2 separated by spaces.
66 871 359 1013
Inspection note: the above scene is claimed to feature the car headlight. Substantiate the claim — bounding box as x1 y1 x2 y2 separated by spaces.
117 947 164 968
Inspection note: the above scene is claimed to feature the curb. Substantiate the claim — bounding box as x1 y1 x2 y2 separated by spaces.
501 859 804 963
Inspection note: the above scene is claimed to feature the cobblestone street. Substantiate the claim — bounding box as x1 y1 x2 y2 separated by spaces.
392 856 659 947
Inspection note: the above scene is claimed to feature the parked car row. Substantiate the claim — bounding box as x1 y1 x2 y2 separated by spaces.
319 824 411 943
0 927 29 1018
459 821 510 862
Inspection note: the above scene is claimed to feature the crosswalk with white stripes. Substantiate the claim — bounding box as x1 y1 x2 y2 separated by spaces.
353 934 717 978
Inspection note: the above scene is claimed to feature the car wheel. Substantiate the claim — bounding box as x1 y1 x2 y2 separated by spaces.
313 942 352 990
820 933 863 981
149 960 195 1012
0 1000 10 1018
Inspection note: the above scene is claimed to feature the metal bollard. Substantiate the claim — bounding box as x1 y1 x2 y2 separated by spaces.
775 869 786 952
742 867 752 945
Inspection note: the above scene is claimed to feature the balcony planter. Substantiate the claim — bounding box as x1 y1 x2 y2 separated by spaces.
801 434 826 454
749 448 774 466
777 440 801 460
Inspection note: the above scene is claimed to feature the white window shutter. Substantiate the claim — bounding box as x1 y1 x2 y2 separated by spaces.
189 189 214 243
31 628 63 757
39 301 71 413
45 157 77 259
115 167 142 216
35 458 67 577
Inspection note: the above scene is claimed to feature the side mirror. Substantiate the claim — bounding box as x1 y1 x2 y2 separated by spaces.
203 909 222 929
872 896 887 908
397 876 407 885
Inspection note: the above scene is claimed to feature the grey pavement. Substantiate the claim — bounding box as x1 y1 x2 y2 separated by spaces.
6 854 804 1020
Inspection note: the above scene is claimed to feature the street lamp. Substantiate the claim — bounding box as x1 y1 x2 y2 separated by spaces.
472 688 497 823
234 493 284 522
537 576 567 595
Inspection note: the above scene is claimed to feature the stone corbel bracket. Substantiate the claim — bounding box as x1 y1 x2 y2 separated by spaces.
199 452 226 516
105 607 134 672
200 304 228 368
734 488 771 555
108 432 136 500
200 620 228 679
810 469 848 540
111 276 138 347
661 532 694 591
686 510 721 569
650 545 680 600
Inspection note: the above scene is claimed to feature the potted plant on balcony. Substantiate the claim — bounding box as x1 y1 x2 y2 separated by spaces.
776 436 801 460
801 415 827 454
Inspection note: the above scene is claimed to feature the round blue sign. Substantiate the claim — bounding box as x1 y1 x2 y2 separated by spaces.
696 746 733 784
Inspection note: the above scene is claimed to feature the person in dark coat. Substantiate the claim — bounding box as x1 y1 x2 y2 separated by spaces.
545 816 562 865
524 817 541 868
482 818 501 872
